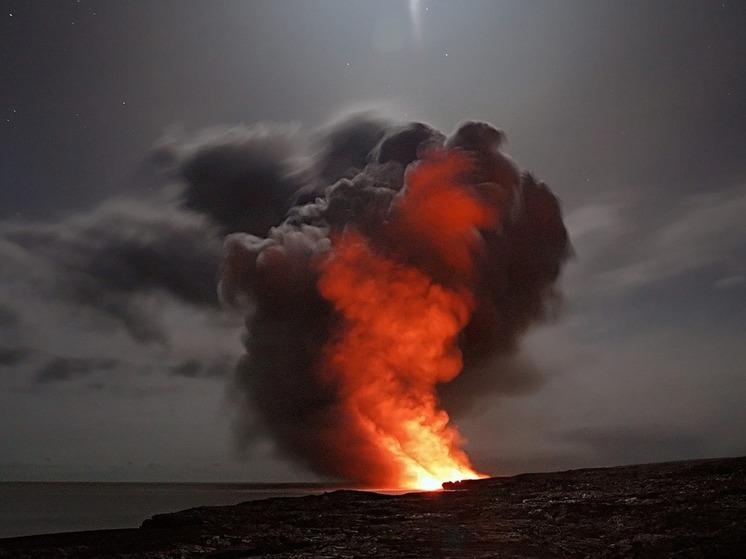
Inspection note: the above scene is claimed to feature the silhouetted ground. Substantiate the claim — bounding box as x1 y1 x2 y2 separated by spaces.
1 457 744 558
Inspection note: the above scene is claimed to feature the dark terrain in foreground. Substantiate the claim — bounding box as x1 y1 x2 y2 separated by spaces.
1 457 743 558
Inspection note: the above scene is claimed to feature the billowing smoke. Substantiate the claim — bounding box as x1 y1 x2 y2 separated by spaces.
0 112 569 485
217 114 571 488
152 124 303 236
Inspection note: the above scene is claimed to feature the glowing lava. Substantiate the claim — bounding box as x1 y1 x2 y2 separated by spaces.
317 151 494 489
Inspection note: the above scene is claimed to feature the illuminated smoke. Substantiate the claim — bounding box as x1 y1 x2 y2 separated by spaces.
220 115 570 488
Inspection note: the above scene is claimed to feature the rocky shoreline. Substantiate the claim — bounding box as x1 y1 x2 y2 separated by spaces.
1 457 744 558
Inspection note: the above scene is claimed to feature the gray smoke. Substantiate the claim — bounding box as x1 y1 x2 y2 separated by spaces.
152 124 303 236
218 114 571 483
0 112 570 483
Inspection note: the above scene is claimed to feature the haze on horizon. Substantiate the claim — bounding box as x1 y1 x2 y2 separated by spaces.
1 0 744 482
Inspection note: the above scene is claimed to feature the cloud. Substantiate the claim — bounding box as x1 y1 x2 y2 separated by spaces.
564 186 746 296
601 187 746 290
167 355 236 379
0 199 222 344
0 303 21 329
0 348 28 367
0 185 248 398
35 357 119 384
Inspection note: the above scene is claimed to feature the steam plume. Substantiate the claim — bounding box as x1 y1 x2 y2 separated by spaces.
219 115 570 487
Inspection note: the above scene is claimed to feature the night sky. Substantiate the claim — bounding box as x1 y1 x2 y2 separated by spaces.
1 0 745 482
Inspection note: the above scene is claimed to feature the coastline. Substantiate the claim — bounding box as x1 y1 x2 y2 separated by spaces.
0 482 347 539
1 457 744 558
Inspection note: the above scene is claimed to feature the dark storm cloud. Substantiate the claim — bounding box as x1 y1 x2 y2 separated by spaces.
35 357 119 384
0 200 222 344
0 303 21 329
152 124 303 236
221 116 571 483
0 123 303 393
168 355 235 379
168 359 204 378
0 348 28 367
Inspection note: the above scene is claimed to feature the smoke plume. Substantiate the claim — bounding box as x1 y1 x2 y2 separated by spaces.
218 114 571 488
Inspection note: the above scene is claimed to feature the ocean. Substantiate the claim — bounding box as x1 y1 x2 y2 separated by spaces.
0 482 345 539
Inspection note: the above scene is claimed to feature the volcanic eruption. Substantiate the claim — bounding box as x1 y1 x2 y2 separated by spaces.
217 116 570 489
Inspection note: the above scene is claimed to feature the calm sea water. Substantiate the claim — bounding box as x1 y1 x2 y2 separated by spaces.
0 482 346 539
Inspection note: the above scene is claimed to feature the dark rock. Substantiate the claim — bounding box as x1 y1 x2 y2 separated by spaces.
1 457 744 558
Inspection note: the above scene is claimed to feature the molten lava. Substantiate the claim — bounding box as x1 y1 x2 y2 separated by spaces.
317 151 494 489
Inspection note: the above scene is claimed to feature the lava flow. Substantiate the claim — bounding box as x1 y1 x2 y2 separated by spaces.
317 151 494 489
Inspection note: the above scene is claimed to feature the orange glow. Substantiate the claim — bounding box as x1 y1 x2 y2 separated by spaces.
393 149 498 274
317 151 493 489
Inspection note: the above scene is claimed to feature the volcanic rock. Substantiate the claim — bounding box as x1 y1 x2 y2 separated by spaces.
1 457 744 558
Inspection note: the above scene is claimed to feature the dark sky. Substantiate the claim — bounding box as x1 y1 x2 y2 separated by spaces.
1 0 744 481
